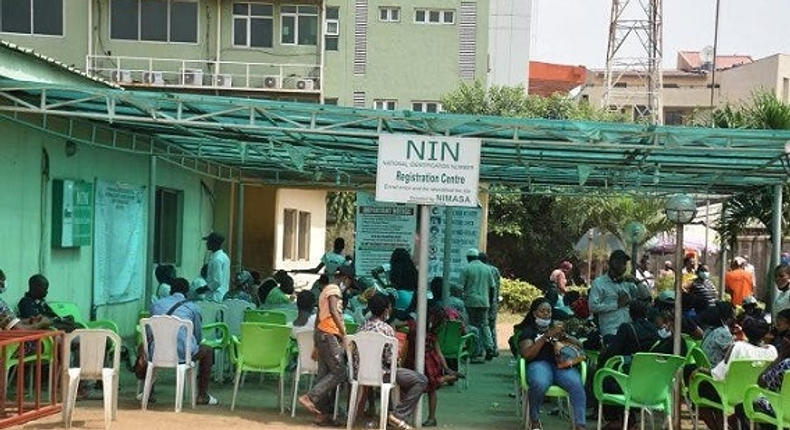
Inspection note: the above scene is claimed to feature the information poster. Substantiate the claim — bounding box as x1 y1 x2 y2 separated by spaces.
427 206 482 284
93 181 146 305
354 191 416 282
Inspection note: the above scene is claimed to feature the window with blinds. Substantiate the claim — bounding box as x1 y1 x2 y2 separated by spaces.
458 2 476 80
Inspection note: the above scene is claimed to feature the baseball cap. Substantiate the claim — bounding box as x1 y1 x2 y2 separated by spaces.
466 248 480 258
202 232 225 244
609 250 631 262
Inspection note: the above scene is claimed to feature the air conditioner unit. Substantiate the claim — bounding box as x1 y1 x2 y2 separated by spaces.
181 69 204 86
263 75 280 89
141 71 165 85
325 19 340 36
110 69 131 83
214 74 233 87
296 78 315 91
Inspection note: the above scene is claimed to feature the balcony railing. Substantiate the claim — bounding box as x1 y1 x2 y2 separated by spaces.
87 55 321 93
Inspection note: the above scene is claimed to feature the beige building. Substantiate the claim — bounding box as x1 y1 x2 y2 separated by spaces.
717 54 790 104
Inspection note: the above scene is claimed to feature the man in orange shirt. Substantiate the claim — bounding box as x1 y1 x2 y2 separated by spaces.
725 256 753 306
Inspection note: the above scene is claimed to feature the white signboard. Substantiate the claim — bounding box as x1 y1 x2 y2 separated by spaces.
355 191 417 281
376 134 481 207
427 206 483 284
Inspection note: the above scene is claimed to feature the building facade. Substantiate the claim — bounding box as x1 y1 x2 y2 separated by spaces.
0 0 489 111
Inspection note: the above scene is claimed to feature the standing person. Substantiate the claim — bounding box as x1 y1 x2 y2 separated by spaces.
298 266 351 425
460 248 495 361
725 257 753 306
742 255 757 290
634 255 655 296
359 293 427 430
296 237 346 276
479 252 501 356
772 264 790 320
687 264 718 312
549 261 573 295
149 277 218 405
203 232 230 302
517 297 587 430
588 250 650 346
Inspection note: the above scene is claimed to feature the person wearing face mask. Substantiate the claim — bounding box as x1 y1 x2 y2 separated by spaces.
517 297 587 430
299 265 351 426
589 250 651 347
772 264 790 320
687 264 718 312
768 308 790 354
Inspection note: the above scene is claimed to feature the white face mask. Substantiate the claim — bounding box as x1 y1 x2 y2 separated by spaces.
658 327 672 339
535 318 551 329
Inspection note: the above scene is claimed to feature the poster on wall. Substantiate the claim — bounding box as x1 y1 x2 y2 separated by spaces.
93 180 146 305
427 206 482 284
354 191 417 283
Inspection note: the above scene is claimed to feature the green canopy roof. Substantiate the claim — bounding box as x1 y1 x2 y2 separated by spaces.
0 78 789 195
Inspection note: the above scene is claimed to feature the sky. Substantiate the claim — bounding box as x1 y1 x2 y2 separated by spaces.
530 0 790 69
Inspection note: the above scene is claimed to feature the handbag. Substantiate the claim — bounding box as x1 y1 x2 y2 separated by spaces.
554 339 587 369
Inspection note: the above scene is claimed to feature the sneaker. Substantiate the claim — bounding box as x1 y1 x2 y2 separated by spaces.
136 392 156 403
197 394 219 405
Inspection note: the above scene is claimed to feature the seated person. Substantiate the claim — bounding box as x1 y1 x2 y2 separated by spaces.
292 291 316 338
265 274 295 306
149 278 218 405
767 308 790 353
224 270 256 303
517 297 586 430
699 301 736 368
18 274 76 332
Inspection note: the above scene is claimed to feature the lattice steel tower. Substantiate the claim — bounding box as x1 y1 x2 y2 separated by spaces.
603 0 664 124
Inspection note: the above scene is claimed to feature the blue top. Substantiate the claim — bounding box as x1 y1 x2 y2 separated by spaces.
150 292 202 359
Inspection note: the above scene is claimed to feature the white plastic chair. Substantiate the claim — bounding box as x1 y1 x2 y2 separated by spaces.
345 332 398 430
62 329 121 429
291 330 340 419
139 316 197 412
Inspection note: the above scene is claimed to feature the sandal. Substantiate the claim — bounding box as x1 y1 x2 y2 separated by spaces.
387 413 414 430
531 421 543 430
197 394 219 405
422 418 437 427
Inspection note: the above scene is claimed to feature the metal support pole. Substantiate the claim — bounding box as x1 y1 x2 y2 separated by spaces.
146 156 157 305
235 182 245 269
442 207 453 307
672 223 685 430
415 205 430 427
771 184 783 313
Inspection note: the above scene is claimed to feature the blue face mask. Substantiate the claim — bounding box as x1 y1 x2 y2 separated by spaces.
535 318 551 329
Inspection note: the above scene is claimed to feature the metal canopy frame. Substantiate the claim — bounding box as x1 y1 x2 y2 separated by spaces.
0 78 789 195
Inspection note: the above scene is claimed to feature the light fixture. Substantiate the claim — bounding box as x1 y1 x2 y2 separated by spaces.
665 193 697 224
624 221 647 268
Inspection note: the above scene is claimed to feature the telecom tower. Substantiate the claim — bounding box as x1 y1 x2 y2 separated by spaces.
603 0 664 124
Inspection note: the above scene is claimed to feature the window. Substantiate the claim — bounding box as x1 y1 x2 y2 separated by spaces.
0 0 63 36
374 99 396 110
379 7 399 22
154 187 183 264
283 208 311 260
281 4 318 46
324 6 339 51
111 0 197 43
415 8 454 24
412 101 442 113
233 2 273 47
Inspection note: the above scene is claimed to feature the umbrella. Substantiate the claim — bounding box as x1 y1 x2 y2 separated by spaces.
644 224 720 254
574 228 625 255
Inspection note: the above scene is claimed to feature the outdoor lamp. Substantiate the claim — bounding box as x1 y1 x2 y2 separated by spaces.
665 194 697 224
624 221 647 271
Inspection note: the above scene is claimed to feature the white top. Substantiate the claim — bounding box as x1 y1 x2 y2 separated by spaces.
291 314 316 338
773 288 790 319
711 341 777 381
206 249 231 302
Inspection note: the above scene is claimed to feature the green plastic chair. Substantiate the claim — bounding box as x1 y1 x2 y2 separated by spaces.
5 335 56 402
743 370 790 430
230 323 292 414
243 309 288 325
201 322 231 381
687 346 711 369
689 358 772 430
345 321 359 335
48 301 117 331
520 357 587 429
437 320 477 389
593 352 686 430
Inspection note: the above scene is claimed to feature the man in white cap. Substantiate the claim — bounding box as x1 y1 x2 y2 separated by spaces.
460 248 495 361
203 232 230 302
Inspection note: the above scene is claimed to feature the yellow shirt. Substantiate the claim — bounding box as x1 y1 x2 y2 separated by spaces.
317 283 343 335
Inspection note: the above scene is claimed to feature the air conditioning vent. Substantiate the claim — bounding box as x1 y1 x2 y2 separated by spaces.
325 19 340 36
263 75 280 89
296 78 315 91
214 74 233 87
181 69 204 86
110 69 131 83
141 71 165 85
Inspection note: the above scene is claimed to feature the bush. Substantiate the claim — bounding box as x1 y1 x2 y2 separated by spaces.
500 278 543 314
